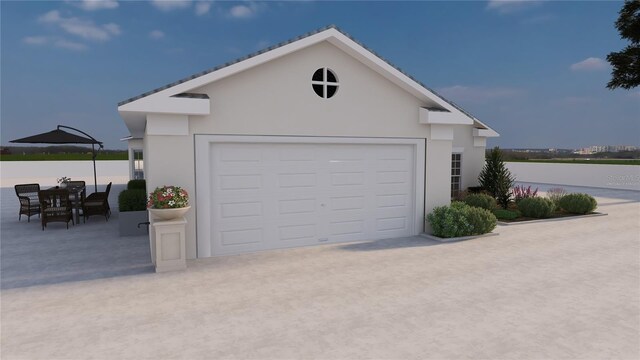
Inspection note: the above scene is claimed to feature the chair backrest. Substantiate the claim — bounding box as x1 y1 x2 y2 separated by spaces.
38 189 71 209
105 182 112 197
15 183 40 201
67 181 85 189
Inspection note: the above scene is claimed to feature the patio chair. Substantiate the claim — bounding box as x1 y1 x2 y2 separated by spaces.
83 182 112 222
66 180 86 210
38 189 74 230
15 183 41 222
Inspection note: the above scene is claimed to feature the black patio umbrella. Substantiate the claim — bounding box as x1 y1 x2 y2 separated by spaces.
10 125 104 192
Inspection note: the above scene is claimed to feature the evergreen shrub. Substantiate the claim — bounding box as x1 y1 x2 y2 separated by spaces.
517 197 554 218
463 193 497 210
558 193 597 214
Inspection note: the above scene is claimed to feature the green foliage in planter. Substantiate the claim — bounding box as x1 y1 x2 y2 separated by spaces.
118 189 147 212
517 197 554 219
463 193 497 210
558 193 597 214
427 201 497 238
493 208 520 220
127 179 146 190
478 147 515 209
546 187 567 211
467 186 485 194
465 206 497 235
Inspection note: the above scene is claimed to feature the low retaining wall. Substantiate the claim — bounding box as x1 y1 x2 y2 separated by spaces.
0 161 129 188
506 162 640 191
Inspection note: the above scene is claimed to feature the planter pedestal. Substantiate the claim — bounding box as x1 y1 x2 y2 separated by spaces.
150 217 187 273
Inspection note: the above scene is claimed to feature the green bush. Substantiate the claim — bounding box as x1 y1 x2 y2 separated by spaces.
558 193 597 214
127 179 146 190
465 206 497 235
427 202 497 238
463 193 497 210
493 209 520 220
118 189 147 212
517 197 554 218
546 187 567 211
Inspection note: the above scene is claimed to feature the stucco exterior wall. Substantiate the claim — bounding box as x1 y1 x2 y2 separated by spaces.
139 41 485 258
452 125 485 189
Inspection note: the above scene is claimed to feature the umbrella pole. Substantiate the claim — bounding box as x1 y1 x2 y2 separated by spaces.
92 143 98 192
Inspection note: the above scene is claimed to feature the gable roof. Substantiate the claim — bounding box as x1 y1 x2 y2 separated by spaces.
118 25 497 136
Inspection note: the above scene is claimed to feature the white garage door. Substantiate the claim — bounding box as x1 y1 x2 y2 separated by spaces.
196 136 424 257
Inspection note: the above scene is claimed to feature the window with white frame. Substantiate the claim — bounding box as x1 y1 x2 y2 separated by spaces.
132 149 144 180
311 68 339 98
451 153 462 198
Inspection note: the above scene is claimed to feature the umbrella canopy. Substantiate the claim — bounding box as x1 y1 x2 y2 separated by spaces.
10 125 104 192
10 129 100 145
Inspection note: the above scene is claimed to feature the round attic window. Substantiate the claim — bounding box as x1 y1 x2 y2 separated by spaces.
311 68 339 98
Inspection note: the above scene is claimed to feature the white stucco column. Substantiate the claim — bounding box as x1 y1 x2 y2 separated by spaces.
425 124 454 233
144 114 197 259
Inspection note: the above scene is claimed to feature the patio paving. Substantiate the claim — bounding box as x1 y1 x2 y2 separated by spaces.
1 185 153 290
1 185 639 359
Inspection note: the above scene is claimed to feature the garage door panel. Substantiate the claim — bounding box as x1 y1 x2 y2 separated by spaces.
201 139 421 257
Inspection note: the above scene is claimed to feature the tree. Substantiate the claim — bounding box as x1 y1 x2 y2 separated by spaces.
478 147 515 209
606 0 640 90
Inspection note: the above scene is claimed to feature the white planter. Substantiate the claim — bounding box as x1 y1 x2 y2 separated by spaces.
148 206 191 221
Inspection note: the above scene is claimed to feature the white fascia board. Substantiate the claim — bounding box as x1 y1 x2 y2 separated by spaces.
122 28 470 121
419 107 473 125
473 128 499 138
118 96 210 115
326 31 472 116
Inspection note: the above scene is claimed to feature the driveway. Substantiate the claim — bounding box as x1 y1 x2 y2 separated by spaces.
1 188 639 359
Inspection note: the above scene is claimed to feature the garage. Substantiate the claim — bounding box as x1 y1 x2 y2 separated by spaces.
196 136 425 257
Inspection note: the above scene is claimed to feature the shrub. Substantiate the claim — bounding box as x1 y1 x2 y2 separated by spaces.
546 187 567 211
513 185 538 203
427 202 497 238
127 179 146 190
465 206 497 235
558 193 597 214
517 197 555 218
467 186 485 194
478 147 515 209
463 193 497 210
493 208 520 220
118 189 147 212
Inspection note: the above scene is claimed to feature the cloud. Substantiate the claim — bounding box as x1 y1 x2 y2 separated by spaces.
437 85 523 103
38 10 121 42
23 35 87 51
150 0 191 11
23 36 48 45
71 0 119 11
195 1 212 16
229 2 263 19
486 0 543 14
558 96 596 106
149 30 165 39
255 40 270 50
570 57 608 72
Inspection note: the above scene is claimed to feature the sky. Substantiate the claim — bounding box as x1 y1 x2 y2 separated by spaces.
1 0 638 150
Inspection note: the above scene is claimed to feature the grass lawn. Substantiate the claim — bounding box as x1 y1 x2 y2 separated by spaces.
0 153 127 161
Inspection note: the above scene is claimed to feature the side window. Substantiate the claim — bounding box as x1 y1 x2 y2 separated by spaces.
132 149 144 180
451 153 462 198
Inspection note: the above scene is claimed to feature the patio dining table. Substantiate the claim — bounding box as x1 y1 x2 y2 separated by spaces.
47 185 85 224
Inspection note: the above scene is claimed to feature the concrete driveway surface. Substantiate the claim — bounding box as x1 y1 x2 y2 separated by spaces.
1 191 639 359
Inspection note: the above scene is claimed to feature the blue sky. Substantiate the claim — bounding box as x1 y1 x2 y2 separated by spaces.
1 0 638 150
